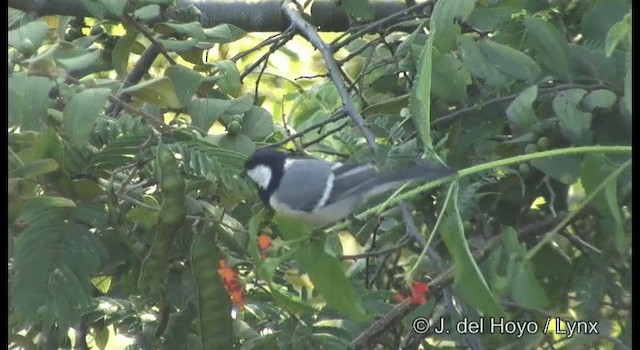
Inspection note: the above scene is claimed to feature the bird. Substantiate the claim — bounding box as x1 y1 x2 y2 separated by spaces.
243 148 457 227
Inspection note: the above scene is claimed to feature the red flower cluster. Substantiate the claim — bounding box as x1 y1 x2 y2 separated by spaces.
257 234 272 258
394 281 430 305
217 259 245 308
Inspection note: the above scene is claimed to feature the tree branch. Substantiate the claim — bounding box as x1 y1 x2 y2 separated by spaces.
282 0 377 151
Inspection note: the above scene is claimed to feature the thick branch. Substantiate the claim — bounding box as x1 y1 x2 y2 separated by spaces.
9 0 410 33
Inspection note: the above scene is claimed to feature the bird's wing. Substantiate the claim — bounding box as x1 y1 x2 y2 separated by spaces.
273 159 333 212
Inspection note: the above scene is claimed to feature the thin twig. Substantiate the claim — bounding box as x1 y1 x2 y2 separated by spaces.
272 110 347 146
352 213 572 349
123 13 176 65
282 0 377 151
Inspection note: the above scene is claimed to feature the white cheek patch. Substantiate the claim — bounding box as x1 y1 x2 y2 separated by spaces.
246 165 272 189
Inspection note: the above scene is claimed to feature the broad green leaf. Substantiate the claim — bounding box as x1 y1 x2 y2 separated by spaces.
9 74 54 131
112 34 136 77
430 49 471 103
57 50 102 71
218 134 255 156
16 197 76 224
477 40 540 82
102 0 127 16
10 159 59 178
91 276 112 293
580 154 626 253
409 36 433 150
524 16 573 81
467 6 518 32
203 24 246 43
154 21 207 41
8 20 49 54
242 106 273 140
457 35 508 87
273 215 310 241
340 0 375 21
215 60 242 97
604 13 631 57
64 88 111 144
121 77 182 109
269 283 316 314
582 89 617 111
440 184 504 317
125 195 160 228
531 155 582 185
623 49 631 115
431 0 476 52
553 89 592 146
81 0 108 19
502 227 549 308
165 65 204 107
226 94 255 115
296 243 368 321
506 85 538 135
71 179 104 201
188 98 231 132
362 94 410 117
581 0 629 47
156 38 199 52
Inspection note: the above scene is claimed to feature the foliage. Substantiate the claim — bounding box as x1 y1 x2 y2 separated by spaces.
8 0 631 349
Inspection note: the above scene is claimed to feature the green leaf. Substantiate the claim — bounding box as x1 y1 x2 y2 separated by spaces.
273 215 310 241
430 49 471 103
580 154 626 253
242 106 273 140
531 155 582 185
502 227 549 308
431 0 476 52
269 284 317 314
296 243 369 321
63 88 111 145
409 36 434 150
440 184 504 318
121 77 183 109
467 6 518 32
582 89 617 111
10 159 59 179
604 13 631 57
225 94 254 114
524 16 573 81
112 34 136 77
8 20 49 54
188 98 230 132
218 134 255 156
506 85 538 135
156 38 199 52
9 74 54 131
81 0 108 19
57 50 103 72
214 60 242 97
125 195 160 228
552 89 592 145
457 35 508 87
154 21 207 41
340 0 375 21
102 0 128 16
164 65 204 107
203 24 246 43
477 40 540 82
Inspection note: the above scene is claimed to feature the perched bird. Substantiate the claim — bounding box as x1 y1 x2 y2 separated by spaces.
244 148 456 227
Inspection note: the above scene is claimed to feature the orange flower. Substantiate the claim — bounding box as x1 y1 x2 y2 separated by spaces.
257 234 272 257
217 259 245 307
394 281 430 305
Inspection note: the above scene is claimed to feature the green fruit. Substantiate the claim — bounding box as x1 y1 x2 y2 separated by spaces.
531 123 545 136
227 120 242 135
524 144 537 154
536 136 550 150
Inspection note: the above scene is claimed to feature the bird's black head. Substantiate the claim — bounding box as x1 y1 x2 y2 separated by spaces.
244 148 288 207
